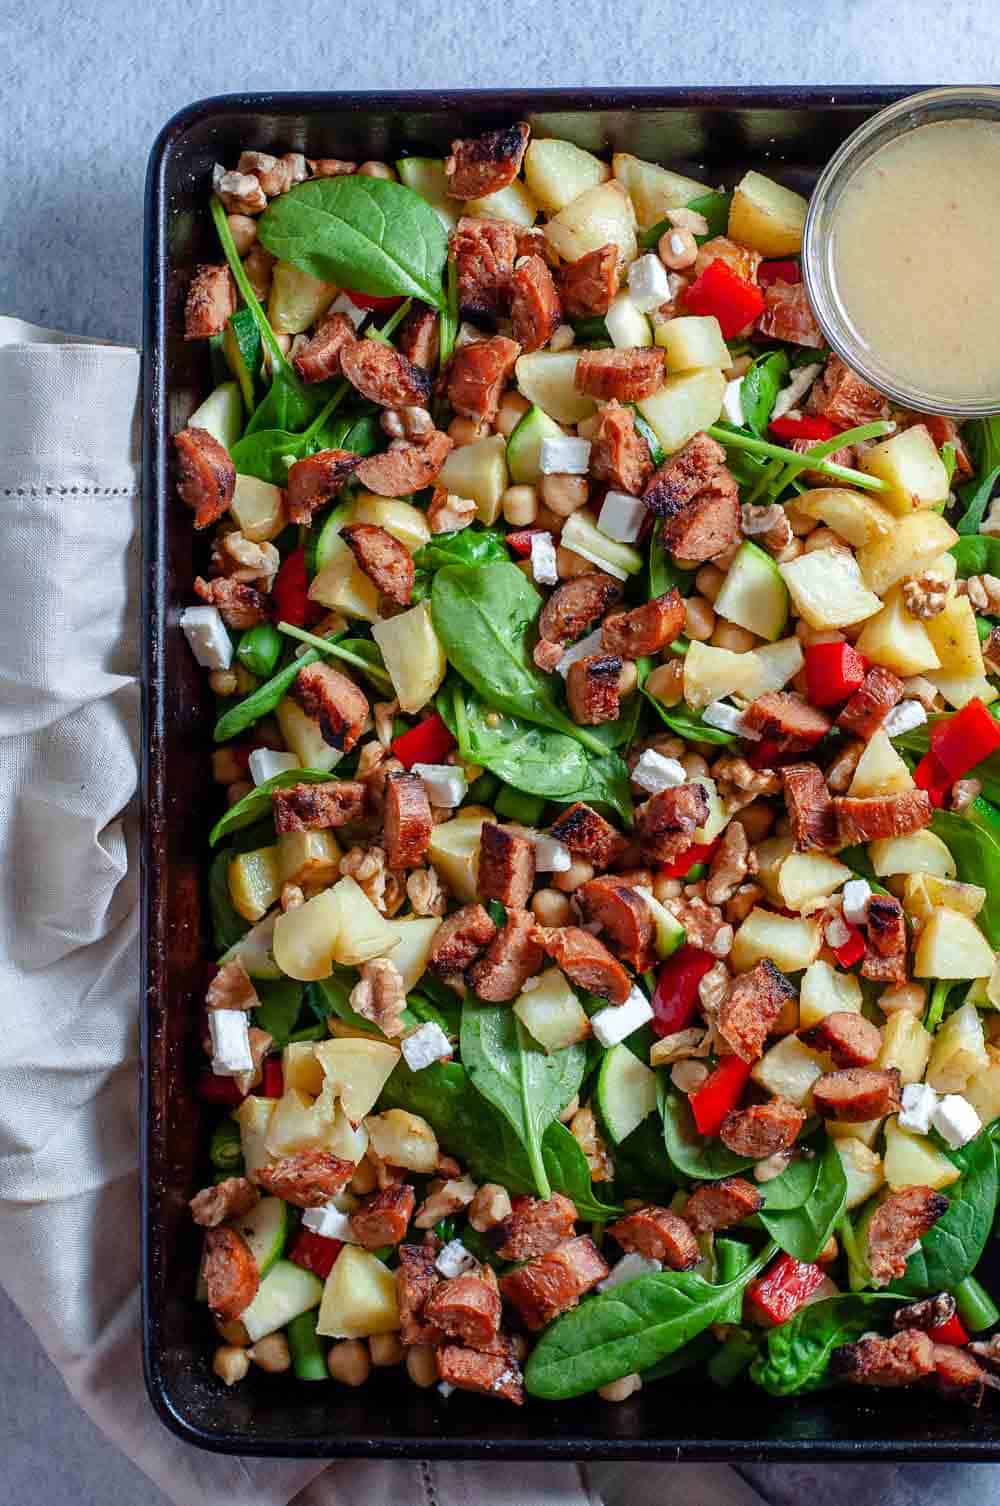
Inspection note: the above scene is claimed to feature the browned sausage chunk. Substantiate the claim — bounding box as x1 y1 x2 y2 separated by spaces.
175 426 236 529
893 1293 957 1332
340 340 433 408
445 122 530 199
189 1176 260 1228
203 1226 260 1321
289 662 369 754
383 771 434 869
576 876 656 971
813 1067 902 1123
340 522 415 607
663 473 742 563
491 1192 578 1262
396 1243 444 1346
349 1183 416 1249
800 1011 882 1067
286 448 362 525
636 782 710 864
643 432 728 517
830 1328 935 1387
538 572 624 645
740 692 832 753
867 1186 951 1287
355 431 453 496
719 1098 806 1159
862 894 909 987
428 903 498 977
607 1206 700 1270
535 924 632 1004
272 780 368 833
575 348 665 402
602 591 686 658
566 652 622 725
424 1265 502 1349
292 311 358 383
478 823 536 909
932 1344 987 1405
194 575 267 629
447 335 520 423
510 254 562 352
809 353 890 428
683 1176 763 1234
437 1337 524 1404
397 303 440 370
185 264 236 339
548 802 627 869
468 908 544 1002
756 280 824 348
837 666 905 741
718 959 797 1064
558 244 621 319
833 790 933 847
450 217 517 322
589 399 654 495
782 762 839 851
256 1150 355 1207
499 1235 609 1330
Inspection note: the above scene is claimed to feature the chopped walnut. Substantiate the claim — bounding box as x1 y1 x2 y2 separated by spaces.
280 883 305 912
206 958 259 1012
382 406 435 443
406 867 447 916
367 1146 405 1190
666 205 710 236
383 868 407 917
984 626 1000 677
214 531 280 590
213 164 267 214
744 503 794 559
373 699 399 748
900 675 940 711
348 957 407 1038
569 1105 614 1182
711 755 781 814
948 778 982 813
705 821 755 906
468 1182 513 1232
414 1174 478 1228
902 571 950 619
235 1027 274 1095
961 573 1000 614
698 960 731 1017
340 844 388 910
825 739 864 794
664 893 727 951
237 150 308 197
724 882 764 927
649 1027 710 1067
308 157 357 177
428 489 477 535
356 740 388 781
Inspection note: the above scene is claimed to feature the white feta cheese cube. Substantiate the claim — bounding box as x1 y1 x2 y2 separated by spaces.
330 291 367 329
180 605 233 670
899 1081 939 1137
591 986 654 1048
556 627 604 679
702 700 747 736
401 1021 453 1072
598 1252 662 1291
841 878 872 928
412 763 467 808
532 833 572 872
208 1009 253 1075
248 748 300 786
627 252 671 313
436 1239 476 1278
632 748 686 794
721 377 746 428
539 436 592 475
301 1204 357 1242
597 489 647 544
882 700 928 739
529 530 559 585
932 1093 982 1150
771 363 823 421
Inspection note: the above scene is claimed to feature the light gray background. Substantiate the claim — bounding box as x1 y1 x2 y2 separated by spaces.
2 2 1000 1502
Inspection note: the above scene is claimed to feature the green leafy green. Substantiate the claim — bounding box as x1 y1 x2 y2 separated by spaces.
741 351 790 438
208 849 250 951
931 805 1000 946
231 400 379 485
253 978 305 1048
209 768 335 846
413 527 509 574
889 1126 997 1296
660 1083 753 1182
637 660 735 746
706 420 895 496
214 648 321 744
750 1294 898 1397
892 712 1000 807
758 1139 848 1263
951 534 1000 579
687 190 733 240
648 521 695 598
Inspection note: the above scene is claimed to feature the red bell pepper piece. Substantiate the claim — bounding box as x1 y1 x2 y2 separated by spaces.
683 258 766 339
260 1058 284 1098
506 528 544 558
833 925 867 969
272 547 313 629
689 1054 752 1137
747 1253 827 1326
288 1227 343 1280
914 750 952 808
747 737 789 770
769 413 840 443
804 641 868 707
927 1312 970 1347
391 713 457 769
930 698 1000 780
651 944 717 1037
758 259 801 287
342 288 404 312
658 839 720 879
196 1071 245 1107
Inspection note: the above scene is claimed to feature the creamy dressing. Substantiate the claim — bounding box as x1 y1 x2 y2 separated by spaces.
830 118 1000 405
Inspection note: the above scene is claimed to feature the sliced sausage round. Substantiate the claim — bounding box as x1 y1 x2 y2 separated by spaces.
355 431 453 496
510 255 561 353
799 1011 882 1068
203 1226 260 1320
340 522 415 607
174 426 235 529
867 1186 950 1288
812 1067 902 1123
255 1150 355 1207
383 771 433 869
719 1097 806 1159
601 591 685 658
286 448 362 525
537 573 624 645
576 876 655 971
340 340 433 408
534 924 631 1004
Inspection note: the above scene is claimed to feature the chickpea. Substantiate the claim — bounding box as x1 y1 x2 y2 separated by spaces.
644 659 684 706
212 748 245 785
879 982 927 1017
350 1156 378 1195
694 563 725 603
227 780 253 807
209 668 239 697
737 800 775 844
369 1333 404 1367
249 1333 292 1373
548 323 576 352
671 1059 709 1093
531 887 573 927
681 752 709 779
406 1345 439 1389
556 545 593 579
502 484 539 527
233 663 259 695
785 502 817 537
618 660 638 697
214 1317 250 1346
227 214 258 256
658 228 698 270
213 1345 250 1387
553 859 594 893
711 621 756 653
598 1373 642 1402
778 536 804 562
358 161 397 180
327 1339 372 1387
804 526 848 554
495 391 530 437
448 415 488 445
540 473 588 518
684 595 716 641
653 875 683 903
795 619 844 646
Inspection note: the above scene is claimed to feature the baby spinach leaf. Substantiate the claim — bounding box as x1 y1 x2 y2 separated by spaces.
660 1083 754 1182
894 713 1000 807
758 1139 848 1263
687 190 734 240
208 849 250 951
931 806 1000 946
642 1330 718 1381
258 176 448 309
253 978 305 1048
889 1126 997 1296
750 1294 898 1397
209 768 336 846
741 351 790 438
951 534 1000 578
964 415 1000 480
648 521 695 598
637 660 735 746
413 526 510 574
612 1110 677 1199
213 649 321 744
952 465 1000 535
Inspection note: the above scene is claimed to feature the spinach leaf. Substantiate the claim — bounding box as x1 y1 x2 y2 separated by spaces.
214 649 321 744
951 534 1000 578
750 1294 898 1397
413 526 510 574
660 1083 754 1182
741 351 790 438
954 468 1000 536
276 622 395 696
648 521 694 598
208 849 250 951
258 176 448 309
889 1126 997 1296
637 660 735 746
964 415 1000 482
686 190 734 240
231 399 380 485
894 713 1000 807
758 1138 848 1263
611 1112 677 1200
209 768 336 846
642 1331 718 1382
931 805 1000 946
461 1002 586 1199
524 1239 777 1399
253 978 304 1048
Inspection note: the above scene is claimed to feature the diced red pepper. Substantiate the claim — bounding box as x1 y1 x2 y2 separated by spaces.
391 713 457 769
689 1054 753 1137
914 751 952 808
260 1058 284 1098
927 1312 970 1347
758 259 801 287
747 737 789 770
342 288 404 312
272 547 315 629
651 944 717 1037
833 925 867 969
196 1071 245 1107
930 698 1000 780
683 258 766 339
747 1253 827 1326
769 414 840 443
506 528 544 558
288 1227 343 1280
658 839 720 879
804 641 868 707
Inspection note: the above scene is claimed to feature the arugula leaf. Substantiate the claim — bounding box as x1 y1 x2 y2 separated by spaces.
758 1138 848 1263
750 1294 898 1397
209 768 336 846
889 1126 997 1296
931 805 1000 946
741 351 790 438
253 978 305 1048
660 1083 753 1181
208 849 250 951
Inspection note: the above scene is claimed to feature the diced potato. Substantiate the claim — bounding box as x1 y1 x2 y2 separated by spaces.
684 776 723 846
988 956 1000 1009
427 811 486 904
282 1041 325 1098
777 851 852 913
235 1095 276 1181
915 911 995 983
751 1034 827 1107
730 908 822 973
314 1038 401 1123
799 959 863 1030
926 999 990 1091
836 1138 886 1212
525 139 610 213
848 729 915 798
544 180 638 265
853 585 941 678
925 551 959 585
612 152 711 230
467 178 539 228
372 600 447 714
903 873 986 929
683 641 755 710
228 846 280 924
924 593 986 679
929 670 999 710
514 967 591 1052
739 637 805 700
272 887 342 981
308 552 382 624
316 1244 400 1339
352 494 431 553
964 1045 1000 1125
268 263 337 335
277 829 341 888
328 875 401 967
795 487 897 548
274 697 345 774
656 315 730 372
395 157 458 229
857 512 959 596
756 834 796 906
878 1011 932 1086
315 1087 370 1162
266 1087 338 1155
437 434 508 525
827 1117 884 1149
779 549 882 630
858 426 950 515
728 170 808 256
364 1108 439 1173
231 475 288 543
220 911 281 980
515 351 596 425
380 917 442 992
870 830 957 881
635 367 726 456
883 1116 961 1192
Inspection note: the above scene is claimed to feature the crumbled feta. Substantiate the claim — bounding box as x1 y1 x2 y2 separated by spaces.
208 1009 253 1075
556 627 604 679
180 605 233 670
248 748 300 786
772 363 823 422
330 291 367 329
529 530 559 585
721 377 746 428
436 1239 476 1278
591 986 654 1048
841 878 872 928
932 1093 982 1150
824 913 851 949
401 1021 453 1072
882 700 928 739
413 762 467 808
899 1081 939 1136
301 1204 357 1242
702 700 747 736
539 436 592 475
627 252 671 313
532 833 572 872
598 1252 662 1291
632 748 686 794
597 489 647 545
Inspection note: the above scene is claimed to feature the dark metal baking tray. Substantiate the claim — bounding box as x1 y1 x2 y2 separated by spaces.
142 85 1000 1459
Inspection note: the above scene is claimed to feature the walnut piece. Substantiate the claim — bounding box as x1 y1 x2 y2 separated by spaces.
948 778 982 813
902 571 950 619
406 867 447 916
235 1026 274 1095
213 165 267 215
236 150 309 197
569 1105 614 1183
214 531 280 590
348 957 407 1038
705 821 754 906
340 844 387 910
711 755 781 814
428 489 476 535
206 958 259 1012
649 1027 710 1067
373 699 399 748
664 893 727 951
961 573 1000 615
468 1182 513 1232
414 1174 478 1229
